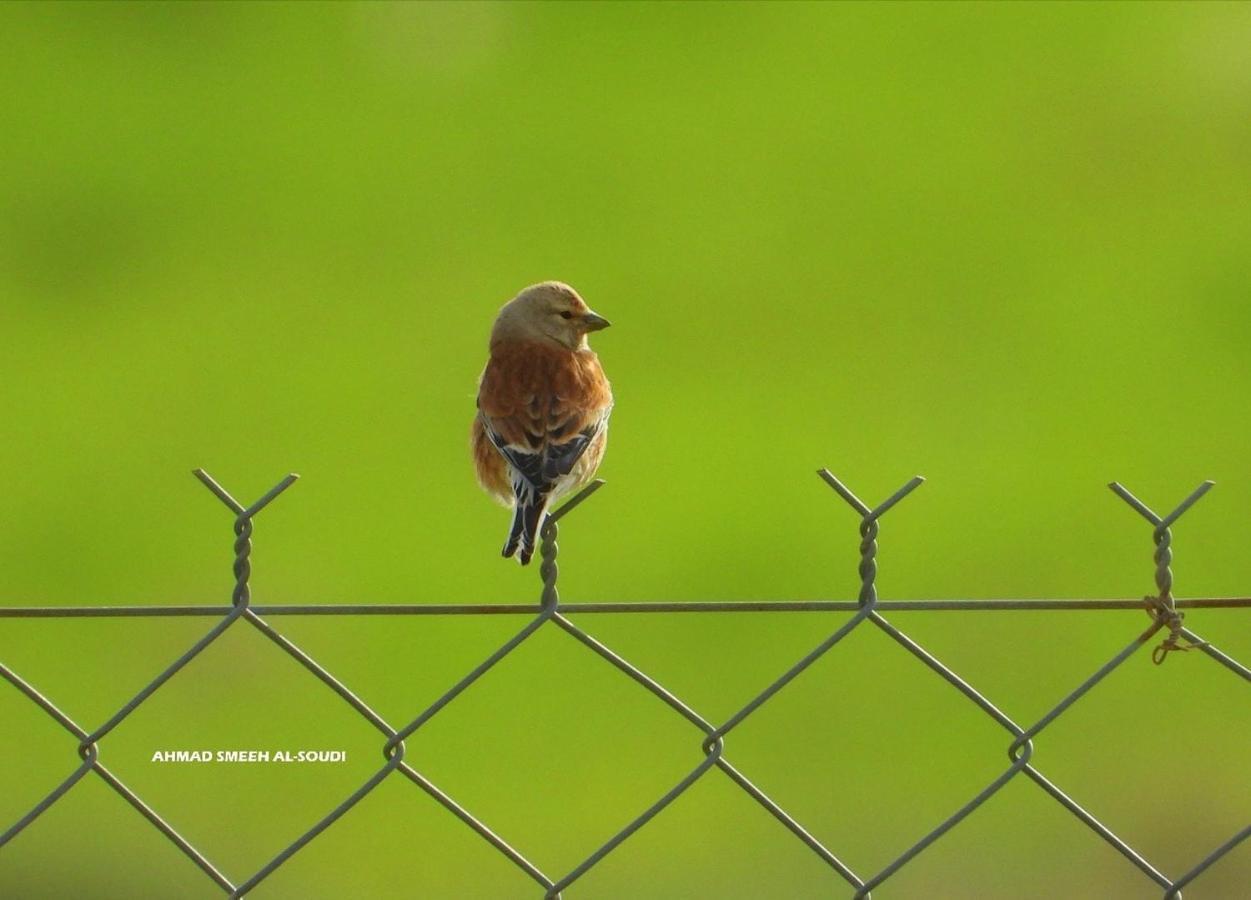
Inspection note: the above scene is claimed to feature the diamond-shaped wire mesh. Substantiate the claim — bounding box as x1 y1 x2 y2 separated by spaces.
1 469 1248 898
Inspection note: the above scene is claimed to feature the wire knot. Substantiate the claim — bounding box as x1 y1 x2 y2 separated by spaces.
1143 595 1208 664
539 517 559 609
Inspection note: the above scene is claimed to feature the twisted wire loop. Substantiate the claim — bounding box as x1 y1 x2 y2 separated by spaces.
1154 523 1174 600
1143 594 1207 665
1 469 1249 898
1109 480 1214 665
539 521 559 610
193 468 299 609
858 518 879 607
233 516 253 607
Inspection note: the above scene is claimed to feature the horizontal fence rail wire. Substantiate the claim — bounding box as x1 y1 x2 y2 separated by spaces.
2 468 1249 898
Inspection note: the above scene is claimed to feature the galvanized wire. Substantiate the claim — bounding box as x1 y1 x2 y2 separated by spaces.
1 469 1248 898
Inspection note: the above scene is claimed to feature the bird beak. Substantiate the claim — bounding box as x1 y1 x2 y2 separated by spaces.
582 311 611 332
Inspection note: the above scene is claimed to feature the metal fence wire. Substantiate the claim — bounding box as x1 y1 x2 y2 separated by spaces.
2 468 1249 898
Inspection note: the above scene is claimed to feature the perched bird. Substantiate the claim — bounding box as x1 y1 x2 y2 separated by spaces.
472 281 613 564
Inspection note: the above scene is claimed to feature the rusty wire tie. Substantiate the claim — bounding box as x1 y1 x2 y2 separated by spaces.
1109 479 1215 665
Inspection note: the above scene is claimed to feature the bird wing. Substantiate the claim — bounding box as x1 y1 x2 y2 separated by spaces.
478 407 606 494
476 343 612 497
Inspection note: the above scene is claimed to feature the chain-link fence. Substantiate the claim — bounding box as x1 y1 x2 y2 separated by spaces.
2 468 1248 898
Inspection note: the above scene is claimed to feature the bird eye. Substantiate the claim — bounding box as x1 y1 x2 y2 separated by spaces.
559 311 573 319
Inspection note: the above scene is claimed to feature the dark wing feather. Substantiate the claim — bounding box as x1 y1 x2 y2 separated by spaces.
480 415 602 494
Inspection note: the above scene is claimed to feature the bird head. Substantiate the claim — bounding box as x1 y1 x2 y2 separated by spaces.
491 281 611 351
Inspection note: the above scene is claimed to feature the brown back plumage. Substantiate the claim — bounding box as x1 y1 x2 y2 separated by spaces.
472 291 614 564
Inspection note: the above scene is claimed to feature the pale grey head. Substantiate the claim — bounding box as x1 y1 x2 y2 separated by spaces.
490 281 611 351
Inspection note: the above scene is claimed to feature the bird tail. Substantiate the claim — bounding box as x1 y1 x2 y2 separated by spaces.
502 489 551 565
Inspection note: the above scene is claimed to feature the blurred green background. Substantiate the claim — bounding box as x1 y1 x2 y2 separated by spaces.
2 2 1250 897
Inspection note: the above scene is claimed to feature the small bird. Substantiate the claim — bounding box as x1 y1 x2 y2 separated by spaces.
472 281 613 564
